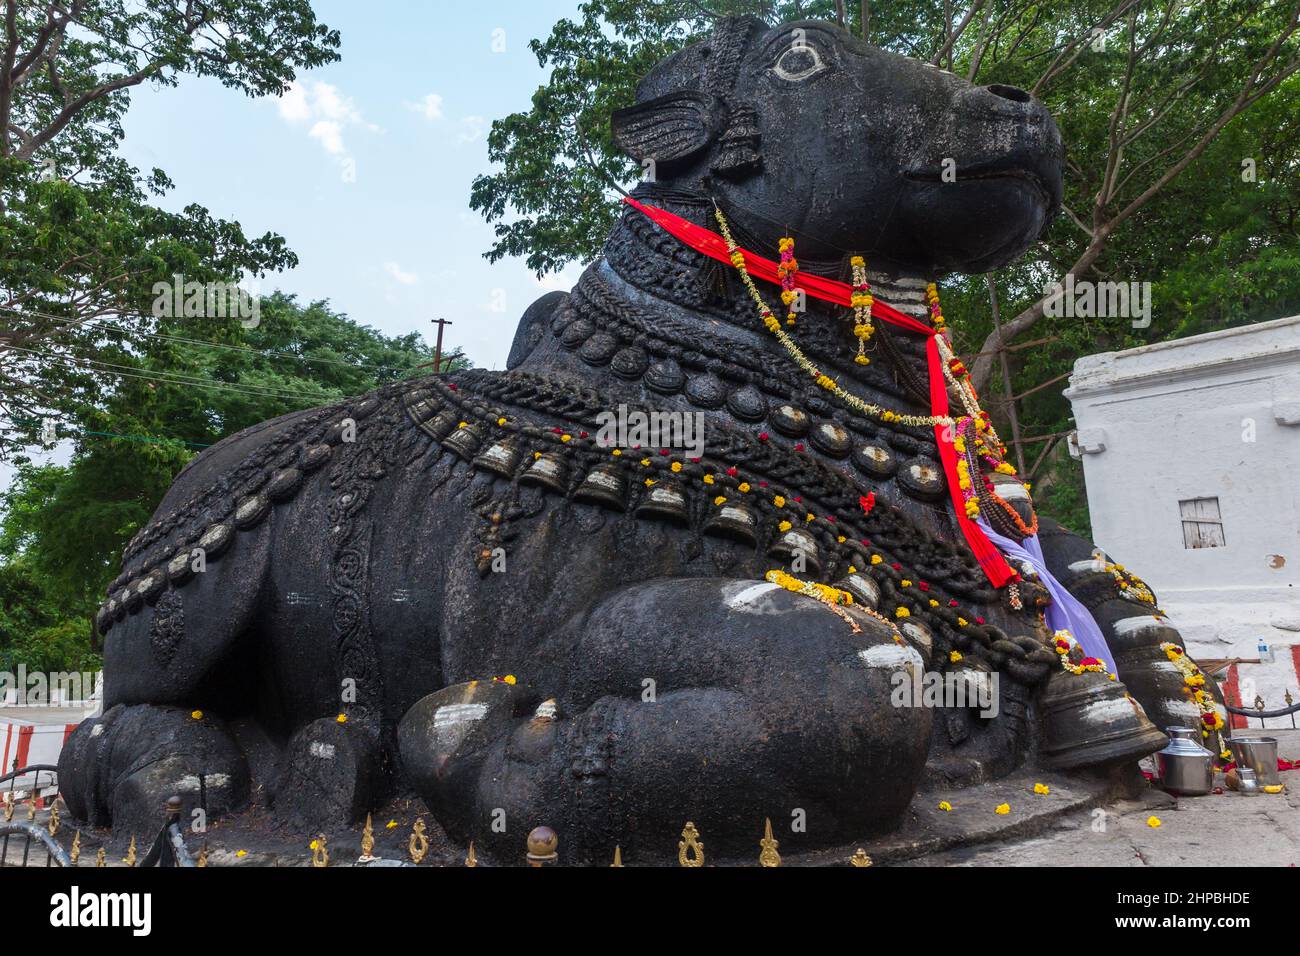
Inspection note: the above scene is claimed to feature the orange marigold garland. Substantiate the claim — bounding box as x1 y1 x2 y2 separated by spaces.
925 282 946 331
778 237 799 326
1052 629 1110 676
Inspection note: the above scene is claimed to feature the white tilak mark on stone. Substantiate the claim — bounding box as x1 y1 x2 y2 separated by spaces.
1080 697 1142 724
175 773 230 792
725 582 782 611
1163 699 1204 722
433 703 488 729
1069 559 1106 572
1113 616 1165 638
858 645 924 670
310 742 336 759
995 483 1030 501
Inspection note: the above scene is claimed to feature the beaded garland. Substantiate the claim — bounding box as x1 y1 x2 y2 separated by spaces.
714 207 951 431
404 373 1039 672
713 206 1034 538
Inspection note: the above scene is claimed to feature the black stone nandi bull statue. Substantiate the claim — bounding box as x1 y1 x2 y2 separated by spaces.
61 17 1229 863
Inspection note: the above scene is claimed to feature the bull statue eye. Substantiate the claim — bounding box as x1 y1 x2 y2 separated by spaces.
772 43 827 82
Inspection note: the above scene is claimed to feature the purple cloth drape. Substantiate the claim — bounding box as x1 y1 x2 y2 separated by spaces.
975 517 1115 668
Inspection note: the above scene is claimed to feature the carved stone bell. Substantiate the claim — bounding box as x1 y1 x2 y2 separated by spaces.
573 463 628 511
634 481 691 525
519 452 570 494
1038 668 1167 770
767 527 822 575
473 440 521 478
443 423 485 461
703 501 759 546
426 409 461 440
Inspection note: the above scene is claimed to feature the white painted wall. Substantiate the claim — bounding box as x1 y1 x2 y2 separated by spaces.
1064 315 1300 698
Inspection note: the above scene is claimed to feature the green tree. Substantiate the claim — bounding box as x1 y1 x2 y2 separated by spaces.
0 0 342 463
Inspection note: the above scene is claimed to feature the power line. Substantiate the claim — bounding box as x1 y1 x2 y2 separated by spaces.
83 320 412 373
1 305 434 375
4 344 330 403
0 415 212 450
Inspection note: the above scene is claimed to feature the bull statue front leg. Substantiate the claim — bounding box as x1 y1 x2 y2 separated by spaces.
399 576 933 865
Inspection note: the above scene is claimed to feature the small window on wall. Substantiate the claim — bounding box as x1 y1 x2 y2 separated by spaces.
1180 498 1225 549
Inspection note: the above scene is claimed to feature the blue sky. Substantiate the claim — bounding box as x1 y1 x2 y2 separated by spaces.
122 0 587 371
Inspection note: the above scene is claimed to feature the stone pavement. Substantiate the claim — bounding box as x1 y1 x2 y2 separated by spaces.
9 732 1295 866
895 729 1300 867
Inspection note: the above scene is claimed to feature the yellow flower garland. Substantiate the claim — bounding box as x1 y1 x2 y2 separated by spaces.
1160 641 1229 756
713 208 952 431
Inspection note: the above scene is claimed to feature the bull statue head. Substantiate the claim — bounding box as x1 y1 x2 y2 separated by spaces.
611 16 1063 276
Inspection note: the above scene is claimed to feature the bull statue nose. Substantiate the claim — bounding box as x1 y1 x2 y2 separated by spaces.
984 83 1033 104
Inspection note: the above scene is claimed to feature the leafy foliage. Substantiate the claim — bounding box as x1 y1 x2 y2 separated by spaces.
0 0 342 463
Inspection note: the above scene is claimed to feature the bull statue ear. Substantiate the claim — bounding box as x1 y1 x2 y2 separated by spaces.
610 91 726 169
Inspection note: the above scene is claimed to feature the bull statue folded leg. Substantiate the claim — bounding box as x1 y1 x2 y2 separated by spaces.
60 16 1227 862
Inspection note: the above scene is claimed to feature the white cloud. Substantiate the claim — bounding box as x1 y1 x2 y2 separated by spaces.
457 115 486 145
309 120 345 155
384 262 420 286
276 81 376 163
277 83 311 123
407 93 444 121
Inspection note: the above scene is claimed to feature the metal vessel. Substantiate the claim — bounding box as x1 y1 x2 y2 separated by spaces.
1237 767 1261 795
1155 726 1215 796
1228 736 1280 787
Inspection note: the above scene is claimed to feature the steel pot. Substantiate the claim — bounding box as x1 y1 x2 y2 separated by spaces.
1156 726 1215 796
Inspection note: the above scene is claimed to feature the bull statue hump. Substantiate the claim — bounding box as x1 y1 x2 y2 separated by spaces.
59 17 1225 862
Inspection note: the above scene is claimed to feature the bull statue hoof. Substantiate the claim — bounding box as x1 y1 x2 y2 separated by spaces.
60 16 1223 857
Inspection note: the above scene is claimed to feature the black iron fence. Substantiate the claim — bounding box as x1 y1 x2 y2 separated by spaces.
1 764 196 868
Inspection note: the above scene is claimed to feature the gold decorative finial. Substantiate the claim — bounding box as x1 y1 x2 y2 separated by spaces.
678 822 704 867
95 847 106 868
124 835 137 867
311 833 329 868
465 841 478 867
359 813 375 861
27 796 36 822
197 843 208 868
758 818 781 867
526 826 558 866
611 845 624 867
70 831 81 865
850 848 873 867
48 802 60 837
408 819 429 864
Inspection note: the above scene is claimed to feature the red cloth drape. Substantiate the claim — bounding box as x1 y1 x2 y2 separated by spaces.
623 196 1016 588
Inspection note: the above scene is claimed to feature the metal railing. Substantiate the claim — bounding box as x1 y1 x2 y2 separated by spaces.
1 764 197 867
1 764 67 866
1223 694 1300 728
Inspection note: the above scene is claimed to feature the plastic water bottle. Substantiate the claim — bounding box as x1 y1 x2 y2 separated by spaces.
1257 639 1275 663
